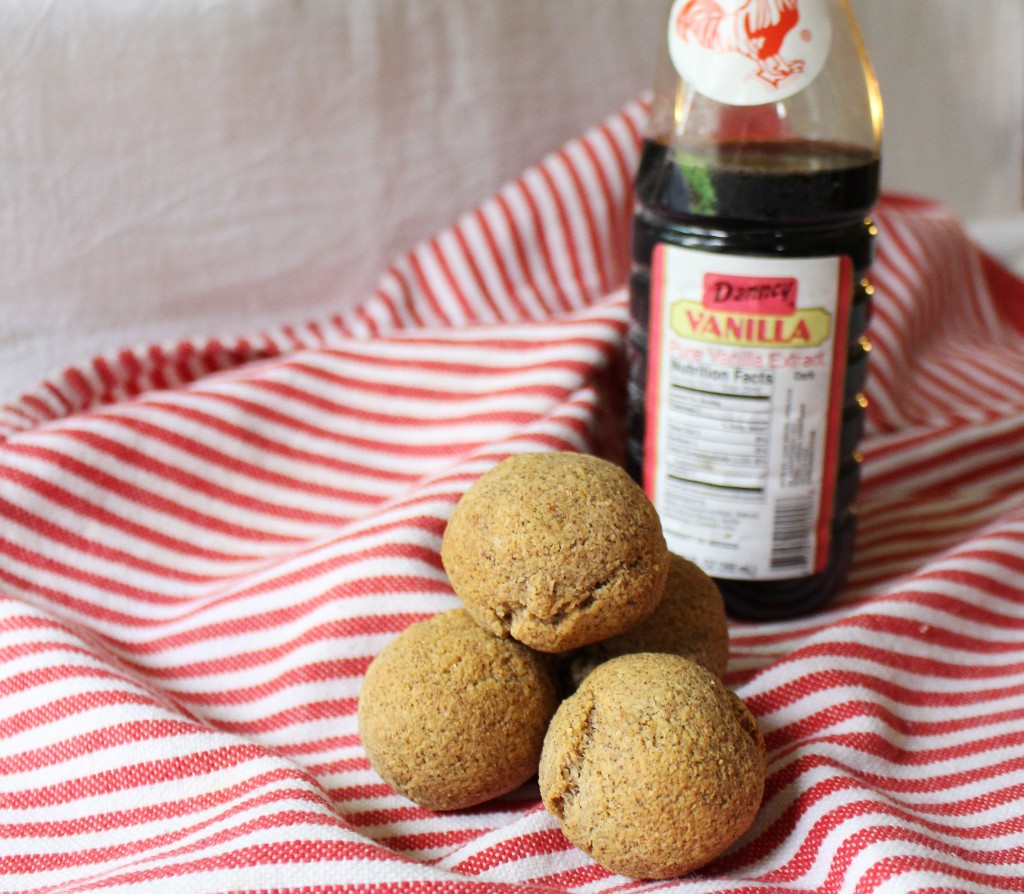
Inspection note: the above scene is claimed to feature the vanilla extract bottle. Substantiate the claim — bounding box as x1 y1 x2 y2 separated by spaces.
627 0 883 619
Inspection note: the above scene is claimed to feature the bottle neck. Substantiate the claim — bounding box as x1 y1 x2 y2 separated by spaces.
648 0 883 163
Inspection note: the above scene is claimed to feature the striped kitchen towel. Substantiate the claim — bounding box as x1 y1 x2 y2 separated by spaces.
2 101 1024 893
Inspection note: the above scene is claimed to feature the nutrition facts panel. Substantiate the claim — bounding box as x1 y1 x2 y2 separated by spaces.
666 385 772 491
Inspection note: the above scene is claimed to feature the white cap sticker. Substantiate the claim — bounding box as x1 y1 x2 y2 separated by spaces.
668 0 833 106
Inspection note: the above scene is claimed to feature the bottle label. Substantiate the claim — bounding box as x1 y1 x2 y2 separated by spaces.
667 0 833 106
644 243 852 581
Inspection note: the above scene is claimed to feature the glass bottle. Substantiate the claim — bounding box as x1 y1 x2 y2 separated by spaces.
627 0 883 619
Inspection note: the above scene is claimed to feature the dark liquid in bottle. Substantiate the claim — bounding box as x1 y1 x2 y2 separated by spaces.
628 139 880 620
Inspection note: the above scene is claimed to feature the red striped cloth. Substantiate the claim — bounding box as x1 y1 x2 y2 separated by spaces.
3 101 1024 892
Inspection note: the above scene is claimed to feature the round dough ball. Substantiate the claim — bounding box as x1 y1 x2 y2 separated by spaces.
539 652 765 879
358 609 559 811
568 553 729 687
441 452 669 653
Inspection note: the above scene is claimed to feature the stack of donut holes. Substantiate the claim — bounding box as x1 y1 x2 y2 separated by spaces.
357 451 766 880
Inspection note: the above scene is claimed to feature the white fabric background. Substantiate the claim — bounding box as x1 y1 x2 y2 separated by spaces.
1 0 1022 404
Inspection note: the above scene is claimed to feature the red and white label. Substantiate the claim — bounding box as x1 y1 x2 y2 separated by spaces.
668 0 833 106
702 273 799 314
644 244 852 581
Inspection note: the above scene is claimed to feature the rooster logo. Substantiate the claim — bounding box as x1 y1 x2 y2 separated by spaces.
675 0 805 89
